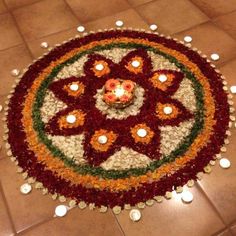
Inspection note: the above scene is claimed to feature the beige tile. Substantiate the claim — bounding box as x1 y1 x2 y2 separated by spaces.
0 184 14 236
27 27 77 58
0 158 59 233
0 13 23 50
20 208 123 236
5 0 40 9
84 9 149 31
214 11 236 40
174 22 236 65
191 0 236 18
0 45 32 96
66 0 130 23
136 0 209 35
116 186 225 236
13 0 78 41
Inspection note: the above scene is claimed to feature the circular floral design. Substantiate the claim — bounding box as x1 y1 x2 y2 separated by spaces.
6 30 230 210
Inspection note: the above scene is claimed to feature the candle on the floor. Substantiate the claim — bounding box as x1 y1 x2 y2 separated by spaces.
219 158 231 169
20 183 32 194
129 209 141 222
11 69 20 77
114 87 125 97
95 64 104 71
77 25 85 32
115 20 123 27
181 191 193 203
150 24 158 31
230 86 236 94
131 60 140 68
163 106 173 115
158 74 168 82
184 36 192 43
211 53 220 61
55 205 67 217
40 42 49 49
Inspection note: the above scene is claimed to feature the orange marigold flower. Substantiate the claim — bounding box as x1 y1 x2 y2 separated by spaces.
130 123 154 144
122 80 135 92
105 79 120 91
120 94 132 103
90 129 118 152
103 92 117 103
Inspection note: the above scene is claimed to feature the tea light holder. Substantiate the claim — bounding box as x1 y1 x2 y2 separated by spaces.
55 205 68 217
129 209 141 222
20 183 32 194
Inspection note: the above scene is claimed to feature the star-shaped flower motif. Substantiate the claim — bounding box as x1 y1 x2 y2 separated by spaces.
46 49 193 166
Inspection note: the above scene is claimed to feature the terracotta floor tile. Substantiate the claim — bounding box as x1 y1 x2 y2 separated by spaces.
217 229 234 236
84 9 149 32
127 0 153 7
231 223 236 235
136 0 209 35
5 0 40 9
0 157 60 233
174 22 236 66
214 11 236 40
219 59 236 87
27 27 78 58
13 0 78 41
190 0 236 18
116 186 225 236
0 183 14 236
20 208 123 236
197 125 236 224
65 0 130 23
0 45 32 96
0 13 23 50
0 0 7 14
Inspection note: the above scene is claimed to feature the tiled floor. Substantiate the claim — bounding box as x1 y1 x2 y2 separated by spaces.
0 0 236 235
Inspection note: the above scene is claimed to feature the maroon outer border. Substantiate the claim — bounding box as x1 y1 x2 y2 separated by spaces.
7 30 230 207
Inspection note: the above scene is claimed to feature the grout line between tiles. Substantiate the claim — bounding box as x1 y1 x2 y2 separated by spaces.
112 211 126 236
196 182 229 228
3 0 35 60
63 0 82 23
4 0 42 12
211 227 232 236
0 181 17 235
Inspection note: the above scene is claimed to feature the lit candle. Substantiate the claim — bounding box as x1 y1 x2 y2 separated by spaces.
70 83 79 91
158 74 167 82
137 128 147 138
98 135 108 144
95 64 104 71
66 114 76 124
219 158 231 169
163 106 173 115
114 87 125 98
55 205 67 217
131 60 140 68
181 191 193 203
129 209 141 222
20 183 32 194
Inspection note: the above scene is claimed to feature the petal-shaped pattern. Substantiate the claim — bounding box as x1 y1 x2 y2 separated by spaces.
45 107 86 136
119 49 153 79
49 76 86 105
155 97 193 126
83 53 117 79
149 70 184 95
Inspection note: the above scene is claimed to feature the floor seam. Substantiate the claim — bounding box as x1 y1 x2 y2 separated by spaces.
112 211 126 236
0 181 17 235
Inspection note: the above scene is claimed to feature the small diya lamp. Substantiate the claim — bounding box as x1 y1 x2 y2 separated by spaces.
103 79 136 108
